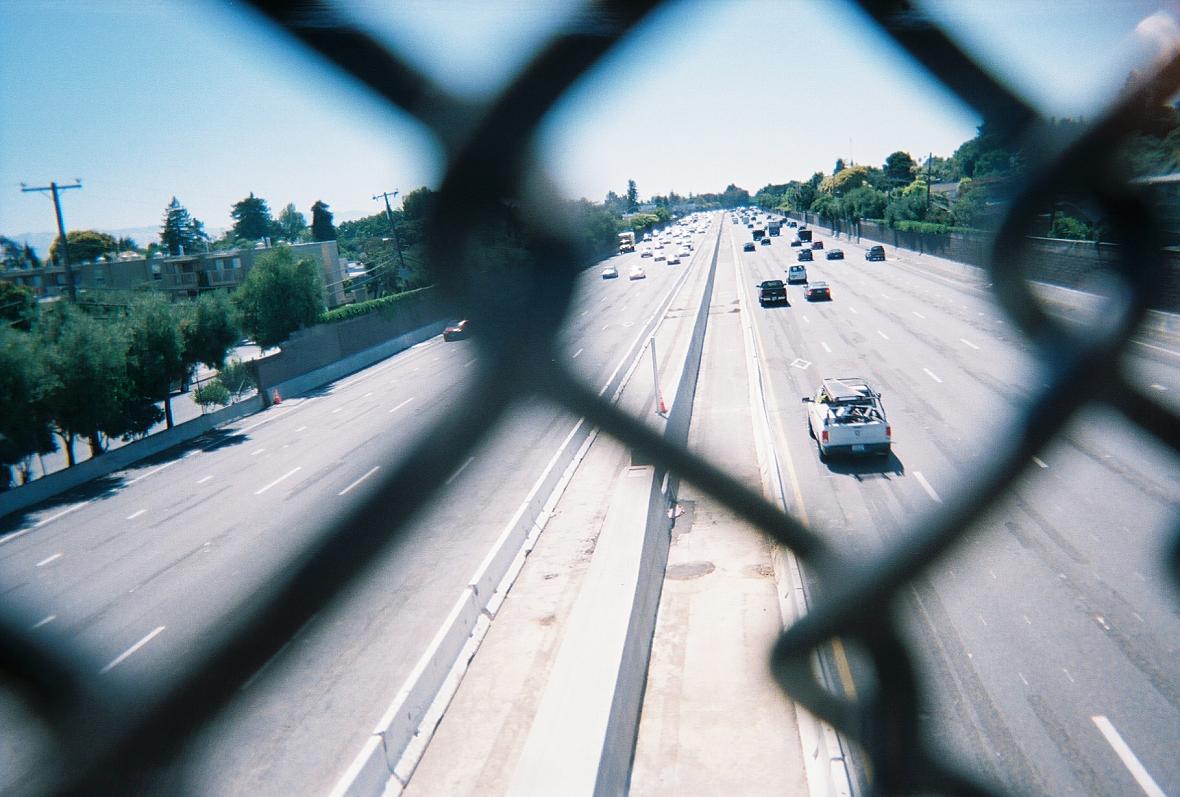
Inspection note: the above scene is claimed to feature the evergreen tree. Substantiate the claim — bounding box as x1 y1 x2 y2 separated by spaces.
311 199 336 241
277 202 308 242
160 197 206 255
230 192 275 241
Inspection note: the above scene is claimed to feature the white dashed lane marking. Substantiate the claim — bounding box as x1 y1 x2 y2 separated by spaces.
36 552 62 567
923 368 943 384
126 509 147 520
960 338 980 350
914 471 943 504
100 625 166 674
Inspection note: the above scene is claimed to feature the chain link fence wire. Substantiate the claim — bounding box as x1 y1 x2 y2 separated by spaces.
2 1 1179 794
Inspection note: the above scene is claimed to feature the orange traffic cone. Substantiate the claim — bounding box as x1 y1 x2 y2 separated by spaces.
272 389 282 405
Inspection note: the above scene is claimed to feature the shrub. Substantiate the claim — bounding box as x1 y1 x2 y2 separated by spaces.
194 380 231 410
319 286 435 324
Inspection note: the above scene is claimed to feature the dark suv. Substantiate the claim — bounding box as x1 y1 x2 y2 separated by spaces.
865 245 885 261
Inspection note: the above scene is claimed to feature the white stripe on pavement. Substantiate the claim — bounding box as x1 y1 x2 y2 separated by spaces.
124 459 179 487
36 552 62 567
338 466 380 496
445 457 475 486
923 367 943 384
914 471 943 504
31 615 56 630
126 509 147 520
254 467 302 496
100 625 166 674
389 397 415 414
960 337 980 350
1091 716 1166 797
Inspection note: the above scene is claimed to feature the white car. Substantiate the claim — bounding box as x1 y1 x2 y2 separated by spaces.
601 266 619 279
666 252 681 265
629 266 647 280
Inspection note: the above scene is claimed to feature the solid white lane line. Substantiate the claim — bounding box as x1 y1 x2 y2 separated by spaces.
31 615 56 630
821 341 831 353
877 330 890 340
338 466 380 496
912 311 926 319
124 459 179 486
1032 456 1048 469
126 509 147 520
923 367 943 384
100 625 166 674
1091 716 1167 797
389 397 415 414
914 471 943 504
445 456 475 486
960 337 980 350
238 409 291 434
295 426 307 433
254 467 301 496
36 552 62 567
1133 339 1180 357
572 348 584 359
251 448 266 456
196 475 213 484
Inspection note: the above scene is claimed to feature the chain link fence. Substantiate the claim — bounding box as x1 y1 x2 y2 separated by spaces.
3 1 1179 794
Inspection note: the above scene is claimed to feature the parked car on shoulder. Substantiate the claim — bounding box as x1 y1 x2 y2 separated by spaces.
866 245 886 261
826 249 844 260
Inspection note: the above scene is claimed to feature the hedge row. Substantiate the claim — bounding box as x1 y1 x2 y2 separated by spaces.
319 285 436 324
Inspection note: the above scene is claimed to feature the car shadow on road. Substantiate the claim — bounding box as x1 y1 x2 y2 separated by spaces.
823 453 905 480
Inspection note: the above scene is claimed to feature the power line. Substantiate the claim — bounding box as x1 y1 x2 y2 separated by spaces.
20 179 83 302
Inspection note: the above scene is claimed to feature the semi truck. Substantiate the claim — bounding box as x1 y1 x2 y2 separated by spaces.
618 231 636 253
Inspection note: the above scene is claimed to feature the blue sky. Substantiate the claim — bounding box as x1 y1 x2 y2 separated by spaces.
0 0 1170 246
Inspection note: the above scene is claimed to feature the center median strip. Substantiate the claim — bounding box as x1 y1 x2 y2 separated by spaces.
330 222 718 797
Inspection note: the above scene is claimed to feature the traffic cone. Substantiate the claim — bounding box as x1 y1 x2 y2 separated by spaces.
272 389 282 405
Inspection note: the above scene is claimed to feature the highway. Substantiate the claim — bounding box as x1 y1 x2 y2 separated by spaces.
732 216 1180 796
0 216 718 796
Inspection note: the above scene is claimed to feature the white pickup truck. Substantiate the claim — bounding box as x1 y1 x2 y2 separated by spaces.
801 377 892 460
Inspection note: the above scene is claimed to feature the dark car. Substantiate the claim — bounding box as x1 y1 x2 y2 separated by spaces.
790 238 802 247
805 281 832 301
826 249 844 260
760 237 771 246
758 279 788 306
743 241 756 252
443 319 471 341
788 220 798 228
811 240 823 250
866 245 886 261
797 249 813 262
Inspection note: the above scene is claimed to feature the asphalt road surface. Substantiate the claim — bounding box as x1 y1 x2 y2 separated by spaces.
731 215 1179 797
0 216 719 796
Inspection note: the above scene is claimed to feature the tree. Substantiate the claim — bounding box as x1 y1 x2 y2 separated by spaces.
233 246 325 348
277 202 308 242
230 192 275 241
820 165 872 196
160 197 208 255
311 200 336 241
882 151 918 190
833 158 846 175
720 184 751 208
43 309 134 464
126 295 186 429
182 290 238 371
194 379 231 411
626 179 639 211
1050 214 1091 240
0 328 55 489
49 230 117 264
0 281 37 330
218 358 256 401
844 185 887 222
1 237 42 270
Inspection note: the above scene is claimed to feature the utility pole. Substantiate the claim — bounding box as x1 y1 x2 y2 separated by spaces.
926 152 933 213
21 179 82 301
373 190 408 292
